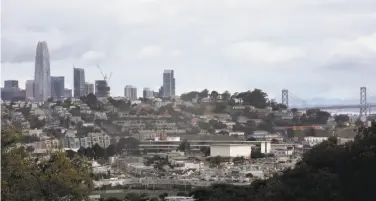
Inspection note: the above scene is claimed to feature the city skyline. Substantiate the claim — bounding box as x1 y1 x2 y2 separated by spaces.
2 0 376 100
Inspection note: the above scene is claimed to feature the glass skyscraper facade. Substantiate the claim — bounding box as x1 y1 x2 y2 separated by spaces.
51 76 65 100
73 68 85 98
163 70 175 98
34 41 51 101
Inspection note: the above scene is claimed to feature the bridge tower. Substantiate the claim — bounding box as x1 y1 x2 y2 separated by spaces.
282 89 289 108
360 87 367 117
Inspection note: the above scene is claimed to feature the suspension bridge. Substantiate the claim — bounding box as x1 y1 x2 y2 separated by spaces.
281 87 376 117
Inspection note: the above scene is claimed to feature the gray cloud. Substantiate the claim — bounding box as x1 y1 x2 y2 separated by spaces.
1 0 376 99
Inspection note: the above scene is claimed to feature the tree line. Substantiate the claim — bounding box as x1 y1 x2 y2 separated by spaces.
180 88 287 110
66 137 141 160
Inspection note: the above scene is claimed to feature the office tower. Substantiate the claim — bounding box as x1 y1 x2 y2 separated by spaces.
95 80 110 98
34 41 51 101
4 80 19 89
143 88 154 99
158 86 164 98
64 88 72 99
124 85 137 100
1 89 26 101
153 91 159 98
73 68 85 98
163 70 175 98
25 80 34 100
51 76 65 100
1 80 25 101
85 82 94 95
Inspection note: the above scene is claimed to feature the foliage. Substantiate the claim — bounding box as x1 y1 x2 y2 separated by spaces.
213 102 228 113
177 139 191 152
180 91 199 101
200 146 210 156
117 137 140 154
198 89 209 99
80 93 103 110
191 122 376 201
124 192 150 201
210 91 219 101
208 119 227 130
236 89 268 108
268 99 287 111
29 116 46 129
221 91 231 101
76 137 140 159
108 97 131 110
1 127 93 201
250 149 266 159
334 114 350 127
19 135 40 143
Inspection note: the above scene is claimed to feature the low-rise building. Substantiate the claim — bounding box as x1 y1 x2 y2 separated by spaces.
210 144 252 158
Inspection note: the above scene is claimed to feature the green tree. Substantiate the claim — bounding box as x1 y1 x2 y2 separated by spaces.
237 89 268 108
159 192 169 201
177 139 191 153
221 91 231 101
199 89 209 99
251 149 265 159
26 145 35 153
1 127 93 201
92 143 105 159
334 114 350 126
200 146 210 156
106 144 117 157
210 91 219 102
270 139 279 144
213 102 228 113
181 91 199 101
209 156 222 167
116 137 140 154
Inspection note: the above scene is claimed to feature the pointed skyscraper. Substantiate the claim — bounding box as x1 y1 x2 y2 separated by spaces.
34 41 51 101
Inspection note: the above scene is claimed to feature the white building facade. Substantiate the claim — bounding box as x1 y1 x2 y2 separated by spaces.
210 144 252 158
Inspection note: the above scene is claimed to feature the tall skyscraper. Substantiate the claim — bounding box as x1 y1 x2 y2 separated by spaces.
124 85 137 100
25 80 34 100
143 88 154 99
95 80 110 98
158 86 164 98
85 82 94 95
51 76 65 100
34 41 51 101
73 67 85 98
64 88 72 99
163 70 175 98
4 80 19 89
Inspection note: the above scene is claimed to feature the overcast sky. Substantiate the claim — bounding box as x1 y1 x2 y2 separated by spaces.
2 0 376 101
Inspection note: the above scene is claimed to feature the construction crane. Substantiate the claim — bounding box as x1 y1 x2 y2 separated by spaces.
96 64 112 82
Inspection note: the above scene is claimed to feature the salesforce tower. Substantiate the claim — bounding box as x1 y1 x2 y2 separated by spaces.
34 41 51 101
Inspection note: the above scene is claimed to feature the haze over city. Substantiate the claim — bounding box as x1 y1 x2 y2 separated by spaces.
2 0 376 102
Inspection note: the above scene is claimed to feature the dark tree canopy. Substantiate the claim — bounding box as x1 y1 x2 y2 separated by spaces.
1 127 93 201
